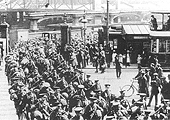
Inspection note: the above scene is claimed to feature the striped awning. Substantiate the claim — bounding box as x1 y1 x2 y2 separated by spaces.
123 25 150 35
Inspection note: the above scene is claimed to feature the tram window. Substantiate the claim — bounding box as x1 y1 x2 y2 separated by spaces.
167 40 170 52
151 39 157 53
159 39 166 52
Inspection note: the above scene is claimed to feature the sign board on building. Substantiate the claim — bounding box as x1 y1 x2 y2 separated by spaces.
133 36 149 39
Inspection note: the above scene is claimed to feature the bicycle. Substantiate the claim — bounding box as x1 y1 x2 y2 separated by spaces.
121 78 139 97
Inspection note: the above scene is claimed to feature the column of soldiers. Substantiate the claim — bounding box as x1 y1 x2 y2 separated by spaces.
5 36 170 120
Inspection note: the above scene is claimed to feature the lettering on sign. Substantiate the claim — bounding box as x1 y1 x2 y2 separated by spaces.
133 36 148 39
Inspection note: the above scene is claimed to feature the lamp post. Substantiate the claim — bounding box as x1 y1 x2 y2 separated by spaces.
81 10 88 47
106 0 109 49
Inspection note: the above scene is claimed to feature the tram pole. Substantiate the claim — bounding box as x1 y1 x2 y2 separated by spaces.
106 0 109 49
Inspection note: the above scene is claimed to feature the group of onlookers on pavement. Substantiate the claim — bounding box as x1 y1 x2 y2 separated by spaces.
4 35 170 120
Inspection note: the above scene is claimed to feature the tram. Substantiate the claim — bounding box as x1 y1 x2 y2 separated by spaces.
149 11 170 68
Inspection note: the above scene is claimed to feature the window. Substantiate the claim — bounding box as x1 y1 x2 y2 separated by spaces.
151 39 157 53
159 39 166 52
167 40 170 52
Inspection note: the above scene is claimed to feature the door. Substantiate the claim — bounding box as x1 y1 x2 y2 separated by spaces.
128 42 143 64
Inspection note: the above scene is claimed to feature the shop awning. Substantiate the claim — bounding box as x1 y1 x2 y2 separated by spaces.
150 31 170 37
123 25 150 35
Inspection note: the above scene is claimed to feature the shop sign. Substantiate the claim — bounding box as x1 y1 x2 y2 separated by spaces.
133 36 148 39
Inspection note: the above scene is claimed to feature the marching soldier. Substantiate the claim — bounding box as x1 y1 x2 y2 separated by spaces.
91 79 102 92
83 74 93 98
84 97 103 120
50 102 69 120
71 107 84 120
101 83 113 106
38 93 52 120
142 109 152 120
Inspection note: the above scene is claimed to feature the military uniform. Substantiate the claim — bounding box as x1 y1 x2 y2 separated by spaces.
70 107 84 120
50 102 69 120
84 97 103 120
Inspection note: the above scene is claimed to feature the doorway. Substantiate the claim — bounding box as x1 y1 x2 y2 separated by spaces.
127 42 143 64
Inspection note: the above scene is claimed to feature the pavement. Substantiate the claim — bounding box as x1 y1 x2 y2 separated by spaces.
0 62 18 120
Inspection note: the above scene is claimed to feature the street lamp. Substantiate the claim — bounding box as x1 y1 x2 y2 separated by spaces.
81 10 88 47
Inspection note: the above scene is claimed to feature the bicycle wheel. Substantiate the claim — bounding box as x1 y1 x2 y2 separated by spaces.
121 85 134 97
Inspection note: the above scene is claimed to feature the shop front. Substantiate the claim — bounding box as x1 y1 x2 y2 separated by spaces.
122 24 150 64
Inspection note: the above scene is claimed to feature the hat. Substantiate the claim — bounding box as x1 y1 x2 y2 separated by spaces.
105 116 115 119
93 89 101 93
95 79 99 82
54 101 62 106
163 99 170 102
145 69 149 72
111 101 120 106
151 80 157 83
151 15 154 17
53 86 61 91
74 107 83 112
151 63 155 66
39 93 48 98
89 97 98 102
42 82 50 88
167 107 170 110
90 91 96 96
86 74 91 78
17 81 25 86
105 83 111 87
78 85 84 89
153 73 158 76
157 63 161 66
137 93 146 97
135 101 144 106
143 109 152 114
140 70 145 74
73 82 78 86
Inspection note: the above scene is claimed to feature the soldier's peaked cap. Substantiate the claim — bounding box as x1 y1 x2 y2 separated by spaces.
105 83 110 86
95 79 99 82
78 85 84 89
143 109 152 114
137 93 146 97
153 73 158 76
74 107 83 112
86 74 91 78
89 96 98 101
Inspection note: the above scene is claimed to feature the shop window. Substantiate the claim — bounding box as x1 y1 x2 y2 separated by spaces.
167 40 170 52
159 39 166 52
